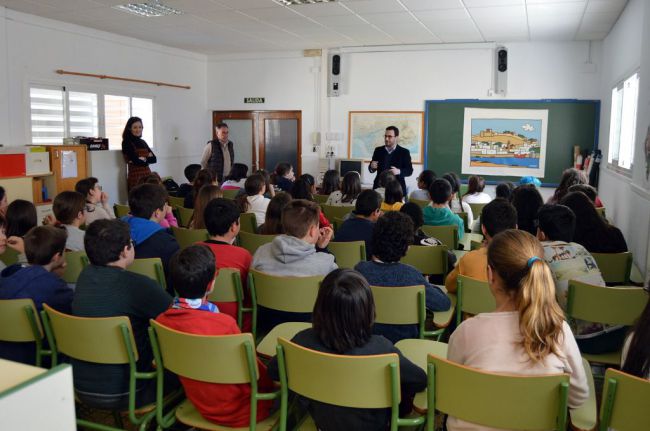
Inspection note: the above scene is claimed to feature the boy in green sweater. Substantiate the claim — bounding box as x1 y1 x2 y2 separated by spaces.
423 178 465 239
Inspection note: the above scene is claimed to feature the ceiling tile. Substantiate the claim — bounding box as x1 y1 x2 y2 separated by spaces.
575 31 609 40
344 0 405 14
216 0 278 10
400 0 463 10
585 0 627 14
436 30 484 43
289 2 350 17
463 0 523 6
360 12 416 25
468 5 527 21
163 0 229 14
313 13 365 26
526 2 586 16
422 18 478 34
414 8 468 21
243 6 302 20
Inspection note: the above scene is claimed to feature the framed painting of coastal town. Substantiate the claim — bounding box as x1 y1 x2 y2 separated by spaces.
461 108 549 177
349 111 424 163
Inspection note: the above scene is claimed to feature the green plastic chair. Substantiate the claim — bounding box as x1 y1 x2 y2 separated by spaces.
62 250 89 284
566 280 648 366
171 227 208 250
328 241 366 268
127 258 167 291
599 368 650 431
320 204 352 222
238 231 276 256
0 246 20 266
206 268 250 329
313 194 329 204
470 240 483 251
426 354 570 431
332 217 345 232
400 245 448 277
421 225 458 250
591 252 633 284
0 299 53 367
457 211 470 233
114 204 130 218
168 196 184 208
595 207 606 219
148 320 280 430
40 304 168 431
467 203 487 219
409 198 429 209
174 206 194 228
239 212 258 234
456 275 495 326
256 321 311 358
221 189 240 200
276 337 425 431
248 269 323 339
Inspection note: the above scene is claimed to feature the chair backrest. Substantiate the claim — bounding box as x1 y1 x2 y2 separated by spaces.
332 217 345 232
470 240 483 251
239 212 258 234
421 225 458 250
171 226 209 249
238 231 276 255
113 204 130 218
591 252 633 284
321 204 352 222
207 268 244 328
371 285 425 328
62 251 89 284
599 368 650 431
467 203 487 218
595 207 606 219
328 241 366 269
221 189 240 200
277 337 399 408
313 194 329 204
149 320 257 384
0 299 42 343
457 212 470 233
127 258 166 290
456 275 495 326
174 206 194 228
249 269 322 313
427 354 569 430
400 245 448 276
409 198 429 209
0 247 20 266
41 304 137 364
168 196 184 208
566 280 648 326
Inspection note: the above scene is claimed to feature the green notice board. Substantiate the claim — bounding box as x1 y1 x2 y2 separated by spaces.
424 100 600 186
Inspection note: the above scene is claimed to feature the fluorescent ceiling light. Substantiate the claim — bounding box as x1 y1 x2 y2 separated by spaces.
277 0 336 5
114 1 183 17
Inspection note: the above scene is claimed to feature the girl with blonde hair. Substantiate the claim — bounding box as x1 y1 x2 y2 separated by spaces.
447 229 589 431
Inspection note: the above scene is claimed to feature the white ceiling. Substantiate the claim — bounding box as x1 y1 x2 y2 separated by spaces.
0 0 628 55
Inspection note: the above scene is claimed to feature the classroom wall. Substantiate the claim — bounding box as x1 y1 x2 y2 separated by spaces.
597 0 650 279
0 8 209 204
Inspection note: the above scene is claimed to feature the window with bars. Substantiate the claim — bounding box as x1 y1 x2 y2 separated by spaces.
29 86 154 151
608 72 639 171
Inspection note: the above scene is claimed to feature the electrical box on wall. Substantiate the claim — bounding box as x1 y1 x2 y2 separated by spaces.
327 51 342 97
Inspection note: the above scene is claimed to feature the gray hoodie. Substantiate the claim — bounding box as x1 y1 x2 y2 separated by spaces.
252 235 337 276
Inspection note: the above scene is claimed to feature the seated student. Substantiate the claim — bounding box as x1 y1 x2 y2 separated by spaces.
354 212 451 343
267 269 426 431
255 169 275 199
124 183 180 290
0 186 7 217
622 282 650 380
423 179 465 239
511 184 543 236
463 175 491 204
409 169 436 202
178 163 201 200
568 183 599 205
536 204 622 354
548 167 603 207
442 172 474 228
519 176 541 188
52 191 86 251
253 199 336 277
495 181 515 201
188 184 222 230
334 189 382 260
5 199 37 239
237 174 270 226
291 177 331 229
373 169 396 199
444 198 516 293
447 230 588 430
379 179 404 212
221 163 248 190
199 198 254 331
257 192 291 235
156 245 274 426
272 162 295 193
135 174 179 229
72 219 172 408
319 169 340 196
560 191 627 254
185 168 215 209
75 177 115 225
0 225 72 364
326 171 361 207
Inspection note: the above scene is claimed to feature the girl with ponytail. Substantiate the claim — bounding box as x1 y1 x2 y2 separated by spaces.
447 229 589 431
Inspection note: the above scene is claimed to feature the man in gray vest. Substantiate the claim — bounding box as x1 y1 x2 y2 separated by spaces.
200 122 235 183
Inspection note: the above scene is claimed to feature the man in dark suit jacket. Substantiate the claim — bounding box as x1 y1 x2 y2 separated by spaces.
368 126 413 193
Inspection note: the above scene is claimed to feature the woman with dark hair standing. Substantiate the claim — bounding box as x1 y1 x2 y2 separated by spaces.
267 268 426 431
121 116 156 191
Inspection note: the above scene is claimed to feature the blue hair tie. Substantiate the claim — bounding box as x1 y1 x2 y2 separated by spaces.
527 256 541 267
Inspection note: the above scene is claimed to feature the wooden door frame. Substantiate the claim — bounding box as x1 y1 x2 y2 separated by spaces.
212 110 302 175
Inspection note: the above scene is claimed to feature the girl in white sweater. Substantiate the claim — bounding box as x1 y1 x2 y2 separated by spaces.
75 177 115 225
447 229 589 431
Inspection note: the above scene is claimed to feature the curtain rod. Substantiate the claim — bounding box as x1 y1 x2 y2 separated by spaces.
55 69 191 89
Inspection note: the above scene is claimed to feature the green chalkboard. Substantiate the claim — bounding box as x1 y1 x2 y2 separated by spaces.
425 100 600 186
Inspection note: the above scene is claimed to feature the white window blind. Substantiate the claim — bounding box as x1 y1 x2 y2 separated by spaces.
608 72 639 170
132 97 154 149
68 91 98 137
105 95 130 151
30 87 65 145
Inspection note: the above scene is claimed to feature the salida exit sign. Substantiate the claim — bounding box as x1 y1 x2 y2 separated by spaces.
244 97 265 103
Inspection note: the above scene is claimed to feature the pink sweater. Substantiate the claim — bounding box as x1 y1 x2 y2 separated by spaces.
447 311 589 431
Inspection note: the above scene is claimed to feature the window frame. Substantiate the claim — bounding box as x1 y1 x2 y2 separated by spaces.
607 70 639 175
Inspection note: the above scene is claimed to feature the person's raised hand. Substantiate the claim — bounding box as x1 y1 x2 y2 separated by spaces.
317 226 334 249
370 161 378 170
101 191 109 204
7 236 25 254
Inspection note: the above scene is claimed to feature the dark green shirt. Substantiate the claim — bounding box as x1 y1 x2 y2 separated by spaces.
71 264 172 396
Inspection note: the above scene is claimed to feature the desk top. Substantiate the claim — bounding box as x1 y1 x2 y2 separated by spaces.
0 359 46 393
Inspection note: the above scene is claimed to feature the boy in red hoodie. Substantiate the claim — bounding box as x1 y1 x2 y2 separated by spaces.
156 245 274 427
